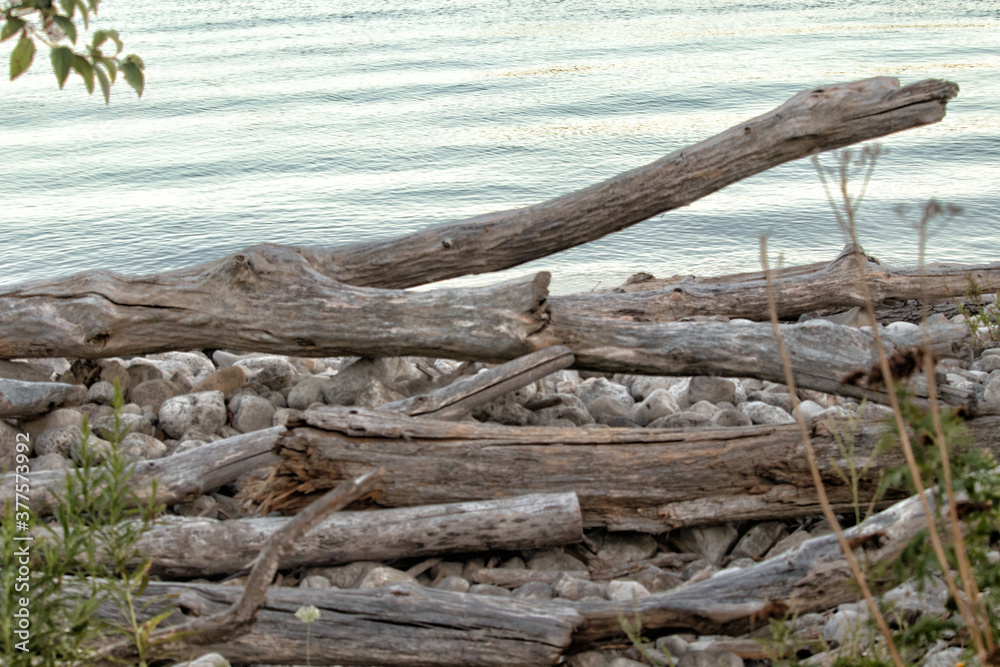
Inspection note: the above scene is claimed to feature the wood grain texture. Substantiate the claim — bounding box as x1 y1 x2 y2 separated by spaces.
257 406 1000 531
131 493 582 578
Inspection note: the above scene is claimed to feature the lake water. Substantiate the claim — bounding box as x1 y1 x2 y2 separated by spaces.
1 0 998 294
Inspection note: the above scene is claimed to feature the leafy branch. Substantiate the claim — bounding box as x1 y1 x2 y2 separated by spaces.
2 0 143 103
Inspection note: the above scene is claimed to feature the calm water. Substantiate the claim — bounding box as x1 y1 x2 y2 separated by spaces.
1 0 998 294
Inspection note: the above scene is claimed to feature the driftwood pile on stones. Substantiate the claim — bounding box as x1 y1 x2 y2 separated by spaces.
2 76 999 666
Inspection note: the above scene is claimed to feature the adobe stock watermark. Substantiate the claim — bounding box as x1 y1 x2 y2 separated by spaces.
9 432 33 653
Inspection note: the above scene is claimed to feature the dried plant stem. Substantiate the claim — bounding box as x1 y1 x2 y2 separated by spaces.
760 237 904 667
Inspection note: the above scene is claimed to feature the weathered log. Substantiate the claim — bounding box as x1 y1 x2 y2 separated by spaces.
380 346 575 419
252 406 1000 530
0 377 85 418
570 482 960 643
106 580 583 666
0 79 958 362
0 426 282 515
128 492 582 578
559 244 1000 323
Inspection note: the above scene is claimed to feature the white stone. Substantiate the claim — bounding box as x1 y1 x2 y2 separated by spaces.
738 401 795 425
158 391 227 439
631 388 680 426
606 580 651 602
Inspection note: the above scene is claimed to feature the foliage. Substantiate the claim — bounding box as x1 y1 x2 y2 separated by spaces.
0 383 165 666
1 0 143 103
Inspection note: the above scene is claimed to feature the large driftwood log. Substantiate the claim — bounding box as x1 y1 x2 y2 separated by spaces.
0 426 283 514
0 78 958 362
107 581 584 666
252 406 1000 530
128 493 582 578
557 244 1000 323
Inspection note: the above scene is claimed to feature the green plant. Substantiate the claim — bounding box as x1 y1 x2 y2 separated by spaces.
2 0 144 102
0 382 165 666
295 604 321 667
826 403 883 525
618 600 670 667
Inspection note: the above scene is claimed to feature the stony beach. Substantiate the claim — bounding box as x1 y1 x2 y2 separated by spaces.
2 306 1000 667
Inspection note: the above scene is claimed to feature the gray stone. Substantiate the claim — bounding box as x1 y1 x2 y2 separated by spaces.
93 413 155 440
34 425 84 458
527 547 587 571
688 376 737 405
174 495 220 519
147 351 215 380
159 391 227 439
822 608 869 650
0 379 86 419
767 529 812 558
321 357 417 405
553 574 607 601
921 645 965 667
648 411 709 429
129 379 183 412
576 377 634 408
731 521 788 560
262 390 286 408
31 452 74 472
544 369 581 394
232 396 277 433
656 634 690 658
85 381 116 406
69 433 113 465
674 524 738 564
170 652 231 667
357 565 417 589
631 388 680 426
595 531 658 566
793 400 826 421
252 360 300 391
746 390 794 414
883 576 948 620
628 376 683 402
626 565 682 593
606 580 651 602
709 408 752 427
299 574 332 589
433 575 471 593
513 581 553 599
983 375 1000 404
738 400 795 425
271 407 302 427
20 408 84 440
0 421 27 467
688 400 720 418
120 432 167 460
678 651 743 667
190 366 247 396
0 359 56 382
533 404 595 426
97 359 132 392
286 376 332 410
468 583 512 597
127 362 164 387
587 395 634 423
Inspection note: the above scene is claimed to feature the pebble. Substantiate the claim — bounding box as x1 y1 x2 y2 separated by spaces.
738 400 795 425
433 575 471 593
631 388 680 426
356 565 417 589
231 396 277 433
129 379 184 412
158 391 227 439
606 580 651 602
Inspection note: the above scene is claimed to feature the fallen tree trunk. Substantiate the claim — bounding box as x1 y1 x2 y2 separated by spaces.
557 244 1000 323
249 406 1000 530
109 580 584 666
0 426 283 515
0 78 958 362
128 492 582 578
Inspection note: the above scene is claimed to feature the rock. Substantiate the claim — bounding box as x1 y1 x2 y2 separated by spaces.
0 379 86 419
232 396 277 433
731 521 788 560
513 581 553 599
527 547 587 571
882 576 948 621
688 376 737 405
120 432 167 460
357 566 417 590
544 369 581 394
532 404 595 426
306 561 382 589
648 411 709 429
710 408 752 427
576 377 634 408
553 574 607 601
191 366 247 395
0 359 56 382
606 580 651 603
626 565 682 593
129 379 184 412
272 407 302 427
567 651 614 667
767 529 812 557
628 376 683 402
0 422 25 469
674 524 738 564
146 351 215 381
587 395 634 423
433 575 471 593
631 388 680 426
595 531 658 566
92 413 155 440
20 408 84 440
656 634 690 658
472 392 534 425
299 574 332 590
430 561 465 582
174 495 219 519
746 390 794 414
738 400 795 425
468 583 513 597
320 357 418 406
158 391 227 439
858 402 894 420
822 607 869 651
34 425 84 458
688 400 720 418
921 645 965 667
286 376 332 410
983 375 1000 404
820 405 856 421
793 400 826 421
262 390 287 408
169 652 231 667
69 433 113 465
678 651 743 667
31 453 74 472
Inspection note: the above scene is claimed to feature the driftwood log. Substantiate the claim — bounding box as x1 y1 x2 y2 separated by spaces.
128 492 582 578
0 78 959 363
251 405 1000 530
108 484 957 665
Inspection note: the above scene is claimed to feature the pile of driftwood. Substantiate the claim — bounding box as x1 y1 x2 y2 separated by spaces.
3 76 1000 666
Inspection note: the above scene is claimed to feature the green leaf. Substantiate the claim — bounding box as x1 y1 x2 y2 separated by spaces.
120 58 142 97
103 28 121 53
99 56 115 81
59 0 75 17
1 17 25 42
72 54 93 93
51 14 77 43
50 45 73 87
95 62 109 103
75 0 88 28
9 35 36 81
91 28 107 48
